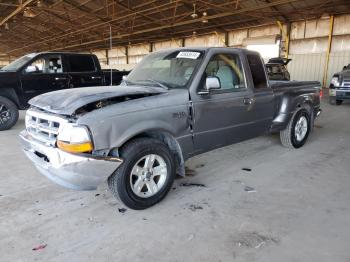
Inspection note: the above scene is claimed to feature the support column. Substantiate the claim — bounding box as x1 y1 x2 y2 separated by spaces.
225 31 229 47
125 46 129 64
277 20 290 59
323 15 334 88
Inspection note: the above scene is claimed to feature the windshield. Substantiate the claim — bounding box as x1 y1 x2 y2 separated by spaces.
126 50 203 88
1 53 36 71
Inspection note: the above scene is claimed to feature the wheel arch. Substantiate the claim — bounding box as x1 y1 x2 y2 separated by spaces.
0 88 20 108
272 94 315 132
110 129 186 177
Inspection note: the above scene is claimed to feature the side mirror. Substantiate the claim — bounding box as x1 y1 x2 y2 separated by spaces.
205 76 221 91
206 76 221 90
198 76 221 95
25 65 37 73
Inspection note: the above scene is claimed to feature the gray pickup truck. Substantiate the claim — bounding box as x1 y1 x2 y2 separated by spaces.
20 48 321 209
329 64 350 105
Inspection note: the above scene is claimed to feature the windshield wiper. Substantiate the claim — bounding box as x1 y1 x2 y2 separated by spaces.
142 79 169 90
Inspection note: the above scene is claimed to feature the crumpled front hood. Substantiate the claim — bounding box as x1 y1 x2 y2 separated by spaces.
29 85 167 115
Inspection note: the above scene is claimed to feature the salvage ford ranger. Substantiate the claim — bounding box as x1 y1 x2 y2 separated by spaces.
20 48 321 209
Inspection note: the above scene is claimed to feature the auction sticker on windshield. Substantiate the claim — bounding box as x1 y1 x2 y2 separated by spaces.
176 52 201 59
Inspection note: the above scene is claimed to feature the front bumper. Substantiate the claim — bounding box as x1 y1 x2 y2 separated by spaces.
329 88 350 100
19 130 122 190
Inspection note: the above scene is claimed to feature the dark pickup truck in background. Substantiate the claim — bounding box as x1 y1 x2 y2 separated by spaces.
20 47 322 209
329 63 350 105
0 52 129 130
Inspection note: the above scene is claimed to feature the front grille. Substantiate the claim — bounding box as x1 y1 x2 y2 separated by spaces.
342 77 350 88
26 108 68 145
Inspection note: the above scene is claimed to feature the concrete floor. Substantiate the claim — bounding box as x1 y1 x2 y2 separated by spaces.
1 99 350 262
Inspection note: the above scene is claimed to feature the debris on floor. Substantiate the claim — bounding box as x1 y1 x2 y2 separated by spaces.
188 204 203 211
244 186 256 193
242 168 252 172
185 167 197 176
195 163 206 169
32 244 47 251
187 234 195 241
233 180 244 185
233 232 278 249
180 183 206 188
118 208 127 213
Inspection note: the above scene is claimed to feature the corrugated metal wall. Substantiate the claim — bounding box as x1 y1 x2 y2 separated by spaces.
288 53 326 83
287 14 350 86
74 14 350 75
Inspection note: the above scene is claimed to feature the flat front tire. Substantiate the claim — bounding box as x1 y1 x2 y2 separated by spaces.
0 96 19 131
108 138 176 210
280 108 311 149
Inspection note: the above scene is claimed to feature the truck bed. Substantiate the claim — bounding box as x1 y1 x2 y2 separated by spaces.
269 80 321 131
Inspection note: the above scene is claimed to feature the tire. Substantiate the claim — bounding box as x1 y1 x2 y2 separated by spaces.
108 138 176 210
0 96 19 131
280 108 311 149
329 97 342 105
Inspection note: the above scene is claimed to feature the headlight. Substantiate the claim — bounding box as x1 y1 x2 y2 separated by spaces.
57 123 93 153
331 77 340 87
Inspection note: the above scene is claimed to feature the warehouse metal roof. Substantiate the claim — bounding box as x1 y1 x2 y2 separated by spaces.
0 0 349 57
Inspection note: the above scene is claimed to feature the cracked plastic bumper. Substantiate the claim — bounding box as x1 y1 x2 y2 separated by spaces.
19 130 122 190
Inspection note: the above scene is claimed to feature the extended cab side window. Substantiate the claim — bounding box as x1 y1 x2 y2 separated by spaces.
205 53 246 91
24 55 63 74
247 54 268 89
68 55 96 73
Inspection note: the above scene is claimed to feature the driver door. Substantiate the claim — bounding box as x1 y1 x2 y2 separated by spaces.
21 55 69 102
191 52 254 154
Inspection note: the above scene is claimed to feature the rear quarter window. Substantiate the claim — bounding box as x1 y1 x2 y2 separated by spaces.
67 55 96 72
247 54 268 89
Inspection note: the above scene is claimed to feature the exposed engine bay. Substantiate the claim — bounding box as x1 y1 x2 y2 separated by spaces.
74 93 159 116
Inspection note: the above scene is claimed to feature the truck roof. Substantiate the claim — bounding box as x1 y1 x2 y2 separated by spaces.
26 52 95 56
151 47 260 56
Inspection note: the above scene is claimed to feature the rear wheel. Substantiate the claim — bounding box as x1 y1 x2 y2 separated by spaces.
0 96 19 131
108 138 176 210
280 108 311 149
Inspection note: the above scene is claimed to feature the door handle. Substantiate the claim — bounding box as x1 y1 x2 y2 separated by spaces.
91 76 102 80
243 97 253 105
55 77 67 81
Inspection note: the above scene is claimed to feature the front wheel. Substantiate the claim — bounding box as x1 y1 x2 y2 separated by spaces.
108 138 176 210
0 96 19 131
280 108 311 149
